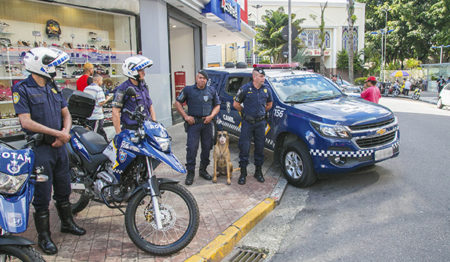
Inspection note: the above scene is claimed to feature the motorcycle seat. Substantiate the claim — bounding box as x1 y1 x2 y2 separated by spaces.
72 126 109 155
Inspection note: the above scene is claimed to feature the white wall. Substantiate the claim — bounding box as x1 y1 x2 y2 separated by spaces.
170 27 196 101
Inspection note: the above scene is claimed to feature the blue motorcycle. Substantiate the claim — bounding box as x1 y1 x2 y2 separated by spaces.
66 88 199 255
0 134 46 262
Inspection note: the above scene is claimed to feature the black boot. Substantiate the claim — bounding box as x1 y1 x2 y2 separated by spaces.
238 167 247 185
56 201 86 236
34 210 58 255
185 170 195 185
199 164 212 180
254 166 265 183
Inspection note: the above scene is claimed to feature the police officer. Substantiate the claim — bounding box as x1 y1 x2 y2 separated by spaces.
174 70 220 185
233 68 273 185
12 47 86 255
112 55 156 133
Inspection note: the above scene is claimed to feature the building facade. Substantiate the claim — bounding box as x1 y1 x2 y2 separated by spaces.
248 0 366 73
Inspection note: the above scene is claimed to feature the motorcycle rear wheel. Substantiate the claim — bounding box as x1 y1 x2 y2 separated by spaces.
125 183 199 255
0 245 45 262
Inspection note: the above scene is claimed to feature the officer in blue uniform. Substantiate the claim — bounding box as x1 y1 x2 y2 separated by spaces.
112 55 156 133
12 47 86 255
174 70 220 185
233 68 273 185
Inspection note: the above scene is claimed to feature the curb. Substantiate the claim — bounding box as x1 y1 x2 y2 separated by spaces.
186 176 288 262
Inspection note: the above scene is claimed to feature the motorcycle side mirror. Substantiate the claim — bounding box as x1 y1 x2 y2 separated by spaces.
125 87 136 97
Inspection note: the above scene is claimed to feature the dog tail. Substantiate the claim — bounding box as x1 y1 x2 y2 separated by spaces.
232 168 240 173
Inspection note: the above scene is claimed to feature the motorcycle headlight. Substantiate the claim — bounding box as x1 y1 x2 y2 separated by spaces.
155 136 171 152
311 121 351 139
0 172 28 194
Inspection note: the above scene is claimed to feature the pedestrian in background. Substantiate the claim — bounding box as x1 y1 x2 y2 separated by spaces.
233 68 273 185
437 76 445 96
84 74 111 141
174 70 220 185
404 78 411 96
76 62 94 91
361 76 381 103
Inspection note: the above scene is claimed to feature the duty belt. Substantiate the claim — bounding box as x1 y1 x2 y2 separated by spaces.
243 115 266 124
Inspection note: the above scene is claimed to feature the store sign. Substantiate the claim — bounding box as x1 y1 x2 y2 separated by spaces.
221 0 238 19
305 49 331 56
202 0 241 32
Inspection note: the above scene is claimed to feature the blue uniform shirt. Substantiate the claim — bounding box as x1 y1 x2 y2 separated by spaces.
234 82 273 118
176 84 220 117
112 79 153 126
12 75 67 136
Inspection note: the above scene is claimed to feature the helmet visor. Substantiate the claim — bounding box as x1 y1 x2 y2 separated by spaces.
42 55 57 66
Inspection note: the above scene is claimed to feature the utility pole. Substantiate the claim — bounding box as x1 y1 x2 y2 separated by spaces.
288 0 292 68
252 4 263 65
432 45 450 64
382 8 390 82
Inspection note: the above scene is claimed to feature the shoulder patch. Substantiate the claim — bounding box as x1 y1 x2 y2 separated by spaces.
13 92 20 104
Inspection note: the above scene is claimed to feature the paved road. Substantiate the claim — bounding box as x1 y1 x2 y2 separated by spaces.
235 98 450 262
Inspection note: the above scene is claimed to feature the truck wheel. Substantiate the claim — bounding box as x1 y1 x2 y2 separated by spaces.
437 98 443 109
281 141 316 187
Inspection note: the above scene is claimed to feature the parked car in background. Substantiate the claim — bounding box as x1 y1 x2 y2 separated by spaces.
437 83 450 109
335 78 362 97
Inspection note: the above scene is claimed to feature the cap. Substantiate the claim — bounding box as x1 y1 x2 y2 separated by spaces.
365 76 376 82
83 62 94 70
198 70 209 80
253 67 265 76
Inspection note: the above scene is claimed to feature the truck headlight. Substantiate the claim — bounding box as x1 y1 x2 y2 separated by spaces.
155 136 171 152
0 173 28 194
311 121 351 139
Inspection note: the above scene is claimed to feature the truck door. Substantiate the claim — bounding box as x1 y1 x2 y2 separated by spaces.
217 74 251 135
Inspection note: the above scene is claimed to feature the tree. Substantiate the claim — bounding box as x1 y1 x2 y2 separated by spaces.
319 2 328 75
255 7 306 63
337 49 365 74
347 0 356 83
359 0 449 64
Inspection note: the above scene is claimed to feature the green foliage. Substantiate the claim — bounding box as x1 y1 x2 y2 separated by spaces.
255 7 306 63
405 58 421 69
386 61 401 70
337 50 349 70
337 49 365 74
358 0 449 64
354 77 367 85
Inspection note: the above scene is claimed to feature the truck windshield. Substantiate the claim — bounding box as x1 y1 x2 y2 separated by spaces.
269 75 343 103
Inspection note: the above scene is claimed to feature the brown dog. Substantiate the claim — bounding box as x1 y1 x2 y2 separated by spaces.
213 131 239 185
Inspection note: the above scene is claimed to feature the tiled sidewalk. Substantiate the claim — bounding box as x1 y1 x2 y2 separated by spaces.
19 124 282 261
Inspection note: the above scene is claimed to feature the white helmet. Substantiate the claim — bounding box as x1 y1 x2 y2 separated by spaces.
122 55 153 80
23 47 69 79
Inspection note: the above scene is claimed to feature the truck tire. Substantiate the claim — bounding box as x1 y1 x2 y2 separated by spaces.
281 141 316 187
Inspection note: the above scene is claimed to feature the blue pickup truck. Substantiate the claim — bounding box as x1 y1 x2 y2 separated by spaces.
205 68 400 187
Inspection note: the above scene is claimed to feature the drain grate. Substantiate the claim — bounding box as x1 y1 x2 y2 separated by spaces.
228 247 268 262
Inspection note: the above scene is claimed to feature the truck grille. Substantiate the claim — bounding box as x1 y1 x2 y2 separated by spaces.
350 118 394 131
356 131 396 148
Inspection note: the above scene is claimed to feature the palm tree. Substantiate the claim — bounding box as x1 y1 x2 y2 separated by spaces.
347 0 356 83
255 7 305 63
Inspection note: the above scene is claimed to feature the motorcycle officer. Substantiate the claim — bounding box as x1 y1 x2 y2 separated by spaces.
112 55 156 133
12 47 86 255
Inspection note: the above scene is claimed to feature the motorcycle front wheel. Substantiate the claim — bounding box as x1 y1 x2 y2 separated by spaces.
0 245 45 262
69 165 90 214
125 183 199 256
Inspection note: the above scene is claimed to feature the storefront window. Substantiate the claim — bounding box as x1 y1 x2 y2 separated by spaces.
0 0 137 139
